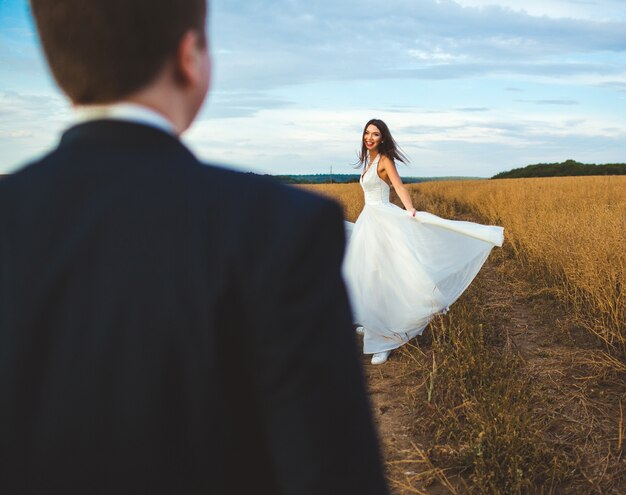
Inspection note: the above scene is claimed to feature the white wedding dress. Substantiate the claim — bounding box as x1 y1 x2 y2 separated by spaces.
343 155 504 354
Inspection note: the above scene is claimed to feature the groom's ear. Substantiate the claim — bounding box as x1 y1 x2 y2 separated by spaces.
173 29 210 89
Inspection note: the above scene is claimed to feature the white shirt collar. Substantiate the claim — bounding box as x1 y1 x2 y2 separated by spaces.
73 103 176 135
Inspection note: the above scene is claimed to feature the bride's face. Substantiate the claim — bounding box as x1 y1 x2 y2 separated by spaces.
364 125 382 152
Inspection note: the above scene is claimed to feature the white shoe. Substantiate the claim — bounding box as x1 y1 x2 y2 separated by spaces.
371 351 391 365
355 326 365 335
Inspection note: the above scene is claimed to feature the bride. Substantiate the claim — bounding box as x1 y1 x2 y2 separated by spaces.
343 119 504 365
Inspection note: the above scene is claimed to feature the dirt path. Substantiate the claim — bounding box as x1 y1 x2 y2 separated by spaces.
361 252 548 494
362 352 429 494
361 249 625 494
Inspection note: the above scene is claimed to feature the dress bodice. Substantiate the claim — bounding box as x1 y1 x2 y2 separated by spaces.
360 155 390 205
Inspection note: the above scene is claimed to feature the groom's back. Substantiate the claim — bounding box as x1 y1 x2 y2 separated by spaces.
0 0 389 493
0 120 306 492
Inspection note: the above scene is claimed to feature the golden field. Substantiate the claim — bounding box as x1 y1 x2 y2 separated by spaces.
304 176 626 493
301 183 365 222
307 176 626 358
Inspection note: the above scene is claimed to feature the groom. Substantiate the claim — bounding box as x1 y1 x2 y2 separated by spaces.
0 1 388 493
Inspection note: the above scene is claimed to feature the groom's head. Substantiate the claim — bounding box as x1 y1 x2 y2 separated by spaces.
30 0 208 105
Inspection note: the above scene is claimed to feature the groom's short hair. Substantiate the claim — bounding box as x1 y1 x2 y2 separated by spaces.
29 0 207 104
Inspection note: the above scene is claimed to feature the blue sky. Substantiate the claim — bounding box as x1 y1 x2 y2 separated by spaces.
1 0 625 177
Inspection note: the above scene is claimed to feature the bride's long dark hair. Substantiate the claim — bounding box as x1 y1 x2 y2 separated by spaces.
357 118 409 167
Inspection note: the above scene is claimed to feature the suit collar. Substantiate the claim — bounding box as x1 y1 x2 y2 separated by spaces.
73 103 176 136
59 120 197 161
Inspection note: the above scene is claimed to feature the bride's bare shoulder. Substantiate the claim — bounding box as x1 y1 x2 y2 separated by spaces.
378 155 399 184
379 155 398 170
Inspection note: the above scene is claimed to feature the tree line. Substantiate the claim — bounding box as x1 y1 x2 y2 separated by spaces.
492 159 626 179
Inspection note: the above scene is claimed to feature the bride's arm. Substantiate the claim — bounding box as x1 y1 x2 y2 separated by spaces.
380 156 416 216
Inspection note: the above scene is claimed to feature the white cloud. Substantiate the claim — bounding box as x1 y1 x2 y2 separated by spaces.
207 0 626 101
453 0 626 21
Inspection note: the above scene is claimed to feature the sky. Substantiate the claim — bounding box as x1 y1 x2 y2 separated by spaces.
1 0 626 177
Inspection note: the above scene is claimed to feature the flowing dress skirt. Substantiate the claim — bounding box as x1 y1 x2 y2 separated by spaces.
343 203 504 354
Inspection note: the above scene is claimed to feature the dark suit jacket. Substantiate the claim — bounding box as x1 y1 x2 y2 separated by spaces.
0 121 388 494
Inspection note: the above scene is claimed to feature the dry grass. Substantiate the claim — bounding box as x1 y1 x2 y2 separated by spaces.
396 253 624 494
403 291 570 494
304 177 625 494
308 177 626 358
301 183 364 222
409 176 626 360
405 177 626 494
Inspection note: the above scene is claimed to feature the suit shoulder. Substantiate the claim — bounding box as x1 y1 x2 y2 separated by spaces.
196 162 343 219
0 154 51 196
